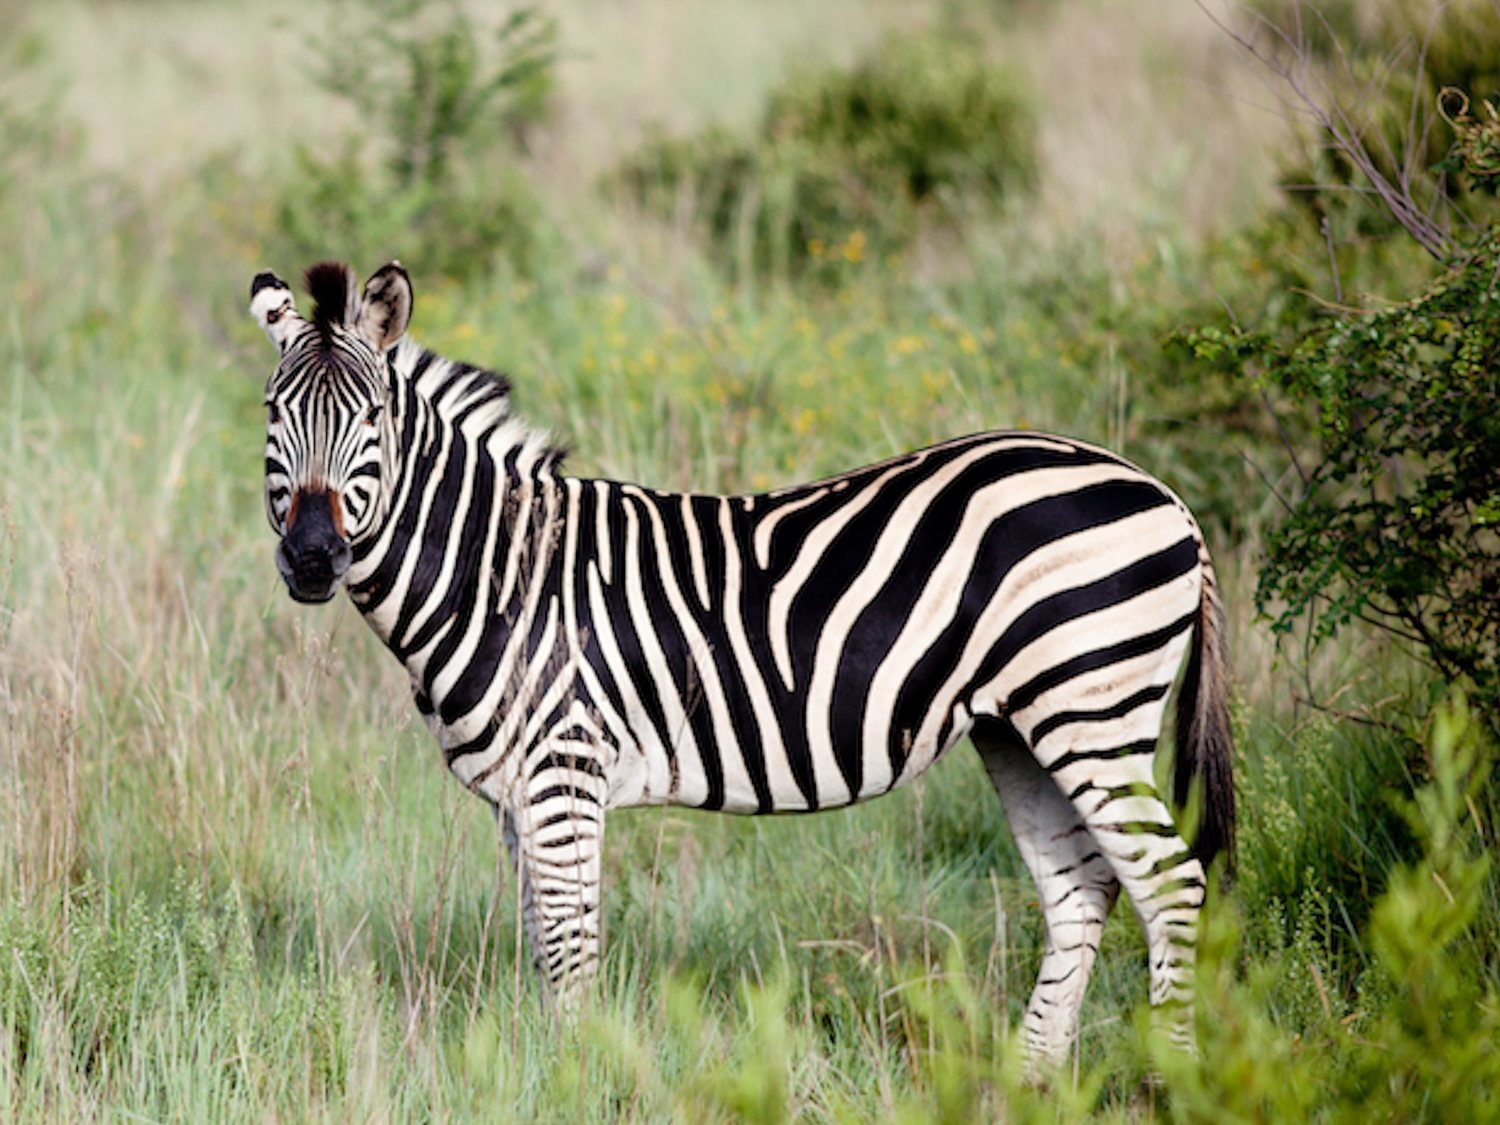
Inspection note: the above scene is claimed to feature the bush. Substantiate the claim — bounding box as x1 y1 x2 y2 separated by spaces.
609 31 1036 281
1140 4 1500 545
275 141 545 284
0 11 71 199
1187 224 1500 726
275 1 557 281
1164 696 1500 1120
1182 92 1500 726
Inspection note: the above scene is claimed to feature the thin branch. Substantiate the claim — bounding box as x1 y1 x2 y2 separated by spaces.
1285 285 1401 315
1289 692 1408 732
1256 382 1309 494
1201 1 1454 259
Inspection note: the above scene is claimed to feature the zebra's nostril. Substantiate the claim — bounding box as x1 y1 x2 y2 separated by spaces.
275 530 350 593
275 536 347 603
302 552 335 580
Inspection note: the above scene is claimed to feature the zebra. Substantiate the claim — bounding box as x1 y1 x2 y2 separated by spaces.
248 260 1235 1070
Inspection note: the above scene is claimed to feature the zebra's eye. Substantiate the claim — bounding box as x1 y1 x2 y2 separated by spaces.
363 403 383 427
266 400 281 425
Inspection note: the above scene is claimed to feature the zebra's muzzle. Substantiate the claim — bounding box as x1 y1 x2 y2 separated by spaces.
276 489 351 604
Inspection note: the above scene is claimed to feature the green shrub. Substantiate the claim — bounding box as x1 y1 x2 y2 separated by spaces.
760 33 1036 209
1116 6 1500 550
1185 222 1500 726
610 31 1036 281
1178 74 1500 724
275 141 546 284
1162 695 1500 1120
276 1 557 281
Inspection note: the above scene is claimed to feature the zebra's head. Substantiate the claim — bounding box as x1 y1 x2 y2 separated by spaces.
249 260 411 604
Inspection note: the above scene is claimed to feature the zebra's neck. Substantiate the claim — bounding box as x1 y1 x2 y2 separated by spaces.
345 340 563 669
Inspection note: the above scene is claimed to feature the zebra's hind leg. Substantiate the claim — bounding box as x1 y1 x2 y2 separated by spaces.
501 766 606 1013
973 717 1121 1077
1041 739 1205 1059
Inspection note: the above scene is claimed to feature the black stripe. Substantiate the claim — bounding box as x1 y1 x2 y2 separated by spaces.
1006 608 1198 716
1046 737 1159 774
1030 682 1172 744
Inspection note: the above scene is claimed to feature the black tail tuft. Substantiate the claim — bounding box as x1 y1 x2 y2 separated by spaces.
1173 562 1237 876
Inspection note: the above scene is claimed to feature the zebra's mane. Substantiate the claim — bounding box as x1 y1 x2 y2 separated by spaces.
392 337 565 479
305 261 360 346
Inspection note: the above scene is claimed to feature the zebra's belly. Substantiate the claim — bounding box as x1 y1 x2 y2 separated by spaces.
615 692 977 815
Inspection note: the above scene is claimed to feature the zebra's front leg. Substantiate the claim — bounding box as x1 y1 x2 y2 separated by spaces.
501 777 606 1012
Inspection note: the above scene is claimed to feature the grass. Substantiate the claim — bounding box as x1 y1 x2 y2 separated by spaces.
1 0 1497 1119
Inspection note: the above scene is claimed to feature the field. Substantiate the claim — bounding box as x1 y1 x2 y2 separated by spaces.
2 0 1497 1120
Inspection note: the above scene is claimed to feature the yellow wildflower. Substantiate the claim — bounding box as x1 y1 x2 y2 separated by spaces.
791 408 819 437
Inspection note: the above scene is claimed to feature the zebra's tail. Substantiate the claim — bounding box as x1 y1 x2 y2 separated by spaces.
1173 534 1237 876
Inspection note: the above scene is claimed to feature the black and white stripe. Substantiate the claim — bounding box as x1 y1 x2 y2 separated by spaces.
249 261 1235 1069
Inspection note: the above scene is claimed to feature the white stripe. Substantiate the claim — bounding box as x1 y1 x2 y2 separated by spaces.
752 486 832 570
594 481 613 585
682 493 712 610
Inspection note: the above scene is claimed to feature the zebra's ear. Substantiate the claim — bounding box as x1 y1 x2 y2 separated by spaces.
359 262 412 353
249 270 301 351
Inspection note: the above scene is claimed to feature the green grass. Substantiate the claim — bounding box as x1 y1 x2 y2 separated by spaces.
1 0 1497 1119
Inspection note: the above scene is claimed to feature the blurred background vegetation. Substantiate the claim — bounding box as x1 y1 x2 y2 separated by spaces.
0 0 1497 1118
